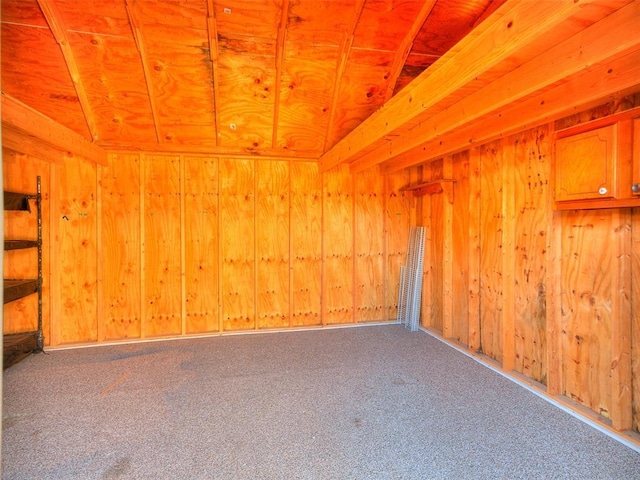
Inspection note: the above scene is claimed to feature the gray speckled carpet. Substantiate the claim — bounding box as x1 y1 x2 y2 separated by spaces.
3 324 640 479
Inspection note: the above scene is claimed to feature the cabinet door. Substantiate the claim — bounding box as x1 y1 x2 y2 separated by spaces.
555 123 617 201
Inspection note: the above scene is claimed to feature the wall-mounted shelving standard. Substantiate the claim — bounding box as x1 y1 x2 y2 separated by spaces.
4 176 43 368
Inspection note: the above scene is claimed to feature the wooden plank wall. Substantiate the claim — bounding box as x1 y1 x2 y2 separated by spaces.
417 100 640 436
3 152 410 346
3 152 51 339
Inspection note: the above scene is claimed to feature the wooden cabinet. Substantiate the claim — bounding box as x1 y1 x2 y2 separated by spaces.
554 107 640 209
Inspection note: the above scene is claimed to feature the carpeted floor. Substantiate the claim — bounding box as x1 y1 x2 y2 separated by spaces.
2 324 640 479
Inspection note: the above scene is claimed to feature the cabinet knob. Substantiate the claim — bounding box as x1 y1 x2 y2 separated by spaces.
632 183 640 194
598 186 608 195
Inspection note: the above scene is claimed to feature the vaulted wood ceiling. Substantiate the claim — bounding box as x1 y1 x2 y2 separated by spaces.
1 0 504 159
2 1 639 172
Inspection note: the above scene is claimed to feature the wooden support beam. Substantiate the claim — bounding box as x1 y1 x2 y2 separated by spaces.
206 0 221 147
323 0 366 151
125 0 162 143
382 46 640 175
319 0 634 173
36 0 99 142
2 127 64 165
356 1 640 174
271 0 290 148
1 93 107 165
382 0 437 102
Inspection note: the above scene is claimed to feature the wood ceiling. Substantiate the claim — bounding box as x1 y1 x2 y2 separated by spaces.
1 0 505 160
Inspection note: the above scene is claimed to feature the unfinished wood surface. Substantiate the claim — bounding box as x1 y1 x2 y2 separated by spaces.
632 208 640 432
355 168 384 323
216 36 276 151
479 140 503 363
442 157 454 338
277 42 336 153
451 151 470 345
428 161 444 334
220 158 256 331
57 156 98 344
290 161 322 327
322 165 354 325
2 153 50 339
184 156 219 334
354 0 640 173
1 93 106 165
561 209 613 419
385 170 411 321
610 209 632 430
512 126 550 384
256 160 290 329
143 155 181 337
467 147 482 351
100 153 141 340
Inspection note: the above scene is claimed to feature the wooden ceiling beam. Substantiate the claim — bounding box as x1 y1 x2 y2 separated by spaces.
319 0 633 173
125 0 162 143
36 0 99 142
323 0 366 151
271 0 290 148
382 0 437 102
206 0 221 147
382 47 640 174
352 0 640 173
1 93 107 165
3 127 65 165
99 141 319 161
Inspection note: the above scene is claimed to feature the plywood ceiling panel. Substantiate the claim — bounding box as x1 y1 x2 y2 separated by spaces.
3 0 542 159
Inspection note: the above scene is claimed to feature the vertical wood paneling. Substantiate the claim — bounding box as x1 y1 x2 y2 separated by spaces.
468 147 482 351
101 153 141 340
429 161 444 333
442 157 454 338
256 160 290 329
479 140 503 362
385 170 411 320
322 165 353 325
512 126 549 383
631 207 640 432
290 162 322 326
184 156 219 334
58 156 98 344
355 168 384 322
561 209 613 418
452 151 470 345
502 140 516 372
220 158 255 331
2 151 50 340
143 155 181 337
611 209 632 430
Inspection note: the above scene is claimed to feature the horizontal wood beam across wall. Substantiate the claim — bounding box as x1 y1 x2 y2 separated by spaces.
381 49 640 175
369 1 640 174
1 93 107 165
318 0 637 173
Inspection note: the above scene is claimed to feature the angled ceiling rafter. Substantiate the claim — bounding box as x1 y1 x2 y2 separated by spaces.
322 0 367 152
272 0 291 148
206 0 221 147
383 0 437 102
36 0 99 141
125 0 162 143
